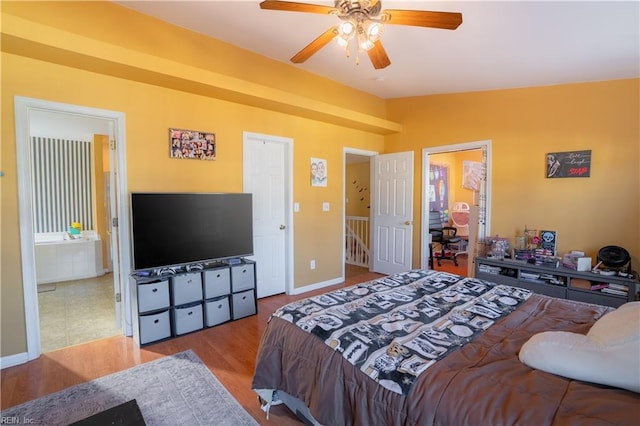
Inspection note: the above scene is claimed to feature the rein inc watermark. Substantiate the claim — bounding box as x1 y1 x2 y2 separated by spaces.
1 417 35 424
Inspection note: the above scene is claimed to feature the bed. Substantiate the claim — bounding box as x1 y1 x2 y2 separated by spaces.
252 270 639 425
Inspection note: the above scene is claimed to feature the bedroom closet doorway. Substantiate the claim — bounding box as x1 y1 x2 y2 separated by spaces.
243 131 293 298
422 140 492 276
15 97 131 362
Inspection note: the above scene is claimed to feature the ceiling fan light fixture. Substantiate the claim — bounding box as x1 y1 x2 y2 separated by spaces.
358 38 374 51
339 20 356 38
355 20 381 51
365 21 383 42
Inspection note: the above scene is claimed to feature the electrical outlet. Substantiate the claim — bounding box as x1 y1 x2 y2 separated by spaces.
310 260 316 270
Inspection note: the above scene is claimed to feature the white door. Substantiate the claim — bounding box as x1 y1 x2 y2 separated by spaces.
243 132 291 298
371 151 414 274
107 125 122 329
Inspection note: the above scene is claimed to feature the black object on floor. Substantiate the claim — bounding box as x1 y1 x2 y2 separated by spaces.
70 399 146 426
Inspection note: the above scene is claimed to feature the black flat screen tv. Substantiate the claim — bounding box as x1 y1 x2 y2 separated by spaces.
130 192 253 271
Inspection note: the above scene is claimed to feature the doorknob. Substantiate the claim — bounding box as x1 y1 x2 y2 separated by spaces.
279 225 286 230
404 221 413 226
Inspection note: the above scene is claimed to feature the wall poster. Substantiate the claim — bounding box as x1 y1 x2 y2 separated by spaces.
311 157 327 187
546 150 591 178
462 160 482 190
429 164 449 220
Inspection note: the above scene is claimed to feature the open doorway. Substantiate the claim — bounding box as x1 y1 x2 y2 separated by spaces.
422 140 492 277
30 111 119 352
15 97 131 361
343 148 377 280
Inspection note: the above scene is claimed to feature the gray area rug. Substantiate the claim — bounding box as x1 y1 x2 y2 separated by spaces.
1 350 258 426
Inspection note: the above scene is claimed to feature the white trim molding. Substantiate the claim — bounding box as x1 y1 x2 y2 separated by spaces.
0 352 29 370
14 96 130 363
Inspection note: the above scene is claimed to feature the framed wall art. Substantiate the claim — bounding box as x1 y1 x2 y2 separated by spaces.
546 150 591 178
169 128 216 160
311 157 327 187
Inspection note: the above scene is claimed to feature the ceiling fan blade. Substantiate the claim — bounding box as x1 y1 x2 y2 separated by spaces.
260 1 336 15
291 26 339 63
367 40 391 69
383 10 463 30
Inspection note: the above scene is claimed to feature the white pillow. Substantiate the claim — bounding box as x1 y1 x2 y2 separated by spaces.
519 301 640 393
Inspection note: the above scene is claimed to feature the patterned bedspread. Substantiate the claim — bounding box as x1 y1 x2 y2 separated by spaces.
272 270 532 395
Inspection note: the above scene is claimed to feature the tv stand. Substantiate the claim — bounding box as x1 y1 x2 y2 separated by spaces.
475 256 638 308
130 259 257 346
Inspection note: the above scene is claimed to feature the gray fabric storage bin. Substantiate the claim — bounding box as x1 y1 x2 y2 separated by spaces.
173 302 204 335
205 296 231 327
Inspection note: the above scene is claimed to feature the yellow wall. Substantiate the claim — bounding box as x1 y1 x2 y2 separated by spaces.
2 0 388 120
345 162 371 217
1 1 396 134
386 80 640 267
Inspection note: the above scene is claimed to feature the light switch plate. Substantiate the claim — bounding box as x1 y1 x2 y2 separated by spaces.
294 202 300 212
322 202 330 211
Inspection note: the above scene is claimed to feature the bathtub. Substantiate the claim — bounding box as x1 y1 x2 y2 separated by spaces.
35 231 104 285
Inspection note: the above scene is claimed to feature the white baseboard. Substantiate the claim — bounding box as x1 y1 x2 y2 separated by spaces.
1 352 29 369
290 277 344 295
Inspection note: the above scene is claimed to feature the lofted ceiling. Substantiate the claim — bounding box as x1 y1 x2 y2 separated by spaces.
116 1 639 99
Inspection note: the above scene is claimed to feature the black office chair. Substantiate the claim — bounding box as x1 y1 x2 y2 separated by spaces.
429 210 461 267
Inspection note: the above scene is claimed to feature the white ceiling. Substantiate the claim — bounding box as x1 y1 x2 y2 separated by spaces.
115 1 639 99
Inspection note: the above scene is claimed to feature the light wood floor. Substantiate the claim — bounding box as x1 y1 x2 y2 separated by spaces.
1 262 467 423
432 253 469 276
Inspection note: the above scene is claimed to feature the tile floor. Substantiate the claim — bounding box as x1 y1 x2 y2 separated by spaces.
38 273 121 353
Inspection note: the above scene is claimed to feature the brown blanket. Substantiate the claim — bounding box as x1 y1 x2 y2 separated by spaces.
253 294 640 425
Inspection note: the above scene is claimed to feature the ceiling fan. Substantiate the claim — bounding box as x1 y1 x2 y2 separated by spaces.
259 0 463 69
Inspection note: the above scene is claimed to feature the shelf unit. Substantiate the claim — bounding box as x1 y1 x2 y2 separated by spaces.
130 259 257 346
475 256 638 308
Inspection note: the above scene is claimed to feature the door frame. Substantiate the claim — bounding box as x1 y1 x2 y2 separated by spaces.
342 147 378 278
242 131 294 295
14 96 131 362
421 140 492 270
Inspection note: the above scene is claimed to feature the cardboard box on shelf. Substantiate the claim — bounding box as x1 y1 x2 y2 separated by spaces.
562 252 592 272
